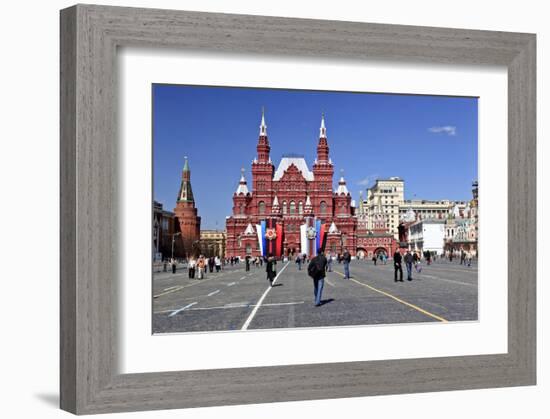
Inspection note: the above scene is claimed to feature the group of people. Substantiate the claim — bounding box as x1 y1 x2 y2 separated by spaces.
371 253 388 266
244 255 264 271
458 250 474 266
392 249 426 282
167 255 223 278
185 255 222 279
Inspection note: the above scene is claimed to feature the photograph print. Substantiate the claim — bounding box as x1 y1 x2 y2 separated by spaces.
152 84 479 334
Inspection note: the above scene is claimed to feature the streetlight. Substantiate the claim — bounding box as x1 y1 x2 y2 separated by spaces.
171 232 181 260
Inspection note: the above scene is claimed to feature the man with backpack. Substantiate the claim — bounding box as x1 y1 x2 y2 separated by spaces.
308 249 328 307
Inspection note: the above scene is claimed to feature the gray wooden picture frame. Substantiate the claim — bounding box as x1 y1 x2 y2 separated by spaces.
60 4 536 415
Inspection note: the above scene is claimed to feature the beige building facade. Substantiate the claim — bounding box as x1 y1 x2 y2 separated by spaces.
199 230 227 258
363 177 469 239
399 199 467 221
364 177 404 237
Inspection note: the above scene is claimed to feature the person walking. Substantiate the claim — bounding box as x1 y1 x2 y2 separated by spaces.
404 250 414 281
214 256 221 272
308 249 328 307
266 254 277 287
295 254 302 270
372 254 377 265
413 252 421 273
188 256 196 279
196 255 205 279
326 251 333 272
466 250 472 267
245 256 250 272
393 250 404 282
342 249 351 279
170 257 177 274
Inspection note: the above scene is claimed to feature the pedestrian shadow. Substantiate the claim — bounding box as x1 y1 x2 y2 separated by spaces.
319 298 335 306
271 283 283 287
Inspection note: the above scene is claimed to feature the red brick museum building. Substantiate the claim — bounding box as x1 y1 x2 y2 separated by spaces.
224 112 398 259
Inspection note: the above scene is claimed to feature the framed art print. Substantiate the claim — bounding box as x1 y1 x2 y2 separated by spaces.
60 4 536 414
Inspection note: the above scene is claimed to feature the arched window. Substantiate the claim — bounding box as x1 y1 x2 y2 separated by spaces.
298 201 303 214
282 201 287 215
320 201 327 215
289 201 296 215
258 201 265 215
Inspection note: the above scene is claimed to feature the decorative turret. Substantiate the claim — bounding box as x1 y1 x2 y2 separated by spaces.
336 170 349 195
232 168 251 217
271 195 281 215
304 195 313 214
243 223 255 235
328 221 339 234
235 168 249 195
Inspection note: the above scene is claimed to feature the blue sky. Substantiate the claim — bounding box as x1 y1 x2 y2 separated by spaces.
153 84 478 229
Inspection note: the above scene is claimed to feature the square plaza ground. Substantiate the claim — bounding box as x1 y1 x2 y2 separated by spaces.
153 259 477 333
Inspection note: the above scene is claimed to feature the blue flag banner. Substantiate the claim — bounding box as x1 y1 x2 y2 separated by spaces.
315 219 322 253
260 220 267 257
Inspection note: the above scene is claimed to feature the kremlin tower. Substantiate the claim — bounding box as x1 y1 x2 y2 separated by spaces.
174 156 201 257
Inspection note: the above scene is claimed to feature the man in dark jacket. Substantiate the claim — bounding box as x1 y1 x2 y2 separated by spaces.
404 250 414 281
342 249 352 279
308 249 328 306
393 250 404 282
265 254 277 287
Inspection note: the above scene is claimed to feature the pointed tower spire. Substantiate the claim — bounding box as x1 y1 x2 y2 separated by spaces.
320 112 327 138
259 106 267 137
177 156 194 202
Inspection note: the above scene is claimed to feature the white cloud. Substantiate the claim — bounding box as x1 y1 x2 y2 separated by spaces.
357 174 378 186
428 126 457 136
